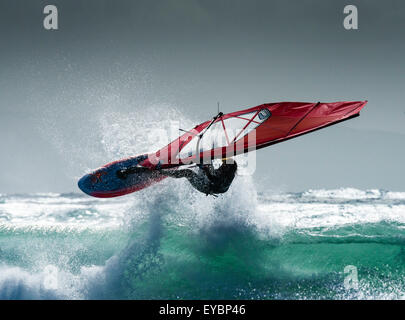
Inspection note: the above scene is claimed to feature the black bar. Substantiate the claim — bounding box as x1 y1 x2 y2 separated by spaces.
0 299 399 319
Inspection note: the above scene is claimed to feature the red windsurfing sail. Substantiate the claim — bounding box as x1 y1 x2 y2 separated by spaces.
151 100 368 167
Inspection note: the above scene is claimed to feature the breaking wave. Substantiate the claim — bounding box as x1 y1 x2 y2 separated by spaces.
1 186 405 299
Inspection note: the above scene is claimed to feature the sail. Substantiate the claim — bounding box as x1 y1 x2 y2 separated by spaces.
172 101 367 164
177 109 272 161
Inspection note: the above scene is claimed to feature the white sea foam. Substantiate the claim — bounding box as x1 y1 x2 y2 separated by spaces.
255 202 405 234
2 187 405 234
385 191 405 200
0 194 134 229
0 263 106 300
302 188 382 200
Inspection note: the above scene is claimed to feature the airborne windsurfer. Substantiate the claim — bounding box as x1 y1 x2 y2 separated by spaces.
161 159 237 196
79 101 368 198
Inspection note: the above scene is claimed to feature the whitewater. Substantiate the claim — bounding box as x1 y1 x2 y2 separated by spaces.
1 184 405 300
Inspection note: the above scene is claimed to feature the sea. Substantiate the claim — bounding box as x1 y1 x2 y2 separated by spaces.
1 178 405 299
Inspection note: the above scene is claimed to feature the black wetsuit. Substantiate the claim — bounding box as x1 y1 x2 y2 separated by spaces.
162 161 237 196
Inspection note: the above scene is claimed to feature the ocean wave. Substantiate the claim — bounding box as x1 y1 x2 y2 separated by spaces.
1 185 405 299
0 194 134 228
304 187 405 201
0 263 106 300
260 187 405 204
0 265 62 299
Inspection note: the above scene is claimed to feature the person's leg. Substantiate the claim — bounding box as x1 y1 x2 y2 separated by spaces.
163 168 213 195
161 169 196 179
187 175 212 195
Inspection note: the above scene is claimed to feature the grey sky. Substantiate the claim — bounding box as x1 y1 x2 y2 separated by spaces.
0 0 404 193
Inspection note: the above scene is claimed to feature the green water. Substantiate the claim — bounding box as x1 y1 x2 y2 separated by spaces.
1 191 405 299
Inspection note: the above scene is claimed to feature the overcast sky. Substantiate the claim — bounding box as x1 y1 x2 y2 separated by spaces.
0 0 404 193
